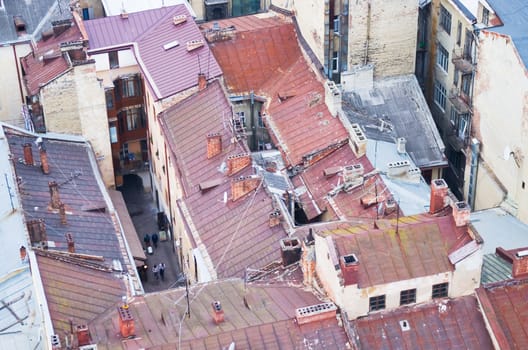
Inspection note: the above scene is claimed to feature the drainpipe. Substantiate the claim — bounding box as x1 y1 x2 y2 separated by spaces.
324 0 331 78
250 91 256 151
364 0 371 65
468 138 480 210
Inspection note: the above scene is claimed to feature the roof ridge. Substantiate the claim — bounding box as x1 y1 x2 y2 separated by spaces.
134 4 188 44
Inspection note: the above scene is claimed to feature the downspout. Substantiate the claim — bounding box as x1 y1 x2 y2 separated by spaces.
468 138 480 210
250 91 256 151
13 44 25 104
324 0 331 78
341 0 349 74
164 141 173 242
364 0 372 65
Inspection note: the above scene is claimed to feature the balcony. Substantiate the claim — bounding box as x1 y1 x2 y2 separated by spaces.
452 48 474 74
449 88 471 114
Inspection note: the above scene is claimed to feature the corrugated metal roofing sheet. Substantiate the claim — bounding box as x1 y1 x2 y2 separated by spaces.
84 5 222 100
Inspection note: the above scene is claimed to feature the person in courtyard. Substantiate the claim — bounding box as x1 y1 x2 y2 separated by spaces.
158 262 166 281
143 233 151 248
152 232 159 248
152 263 159 280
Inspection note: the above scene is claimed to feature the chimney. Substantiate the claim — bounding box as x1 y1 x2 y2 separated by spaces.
512 250 528 279
396 137 407 154
198 73 207 91
118 304 135 338
50 334 61 350
49 181 61 209
40 148 50 174
280 237 302 266
226 153 251 176
231 175 261 201
269 209 282 227
65 233 74 253
211 301 224 324
429 179 449 214
20 246 27 262
324 80 341 117
452 201 470 227
51 19 71 37
340 254 360 286
206 133 222 159
59 202 67 225
23 143 34 166
350 123 367 158
76 325 90 346
295 303 337 325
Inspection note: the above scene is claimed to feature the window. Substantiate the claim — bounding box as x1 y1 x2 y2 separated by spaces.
105 90 114 109
257 112 264 128
333 15 340 35
400 289 416 305
236 111 246 126
109 123 118 143
332 51 339 72
433 81 447 111
369 295 386 312
436 44 449 72
456 21 462 46
439 5 452 35
432 282 449 298
453 68 459 87
464 29 473 59
122 77 139 98
482 7 489 26
125 108 145 131
82 7 94 20
461 74 471 95
109 51 119 69
457 113 469 139
450 106 459 127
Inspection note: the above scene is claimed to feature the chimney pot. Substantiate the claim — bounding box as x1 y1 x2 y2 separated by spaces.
280 237 302 266
65 232 74 253
76 325 90 346
198 73 207 91
23 143 34 166
452 201 470 227
49 181 61 209
20 246 27 262
429 179 448 214
512 250 528 279
211 301 224 324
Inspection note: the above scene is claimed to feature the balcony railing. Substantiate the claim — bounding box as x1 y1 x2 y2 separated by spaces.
452 47 475 74
449 88 471 114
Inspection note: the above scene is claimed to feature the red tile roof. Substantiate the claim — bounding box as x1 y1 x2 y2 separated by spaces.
159 80 286 278
477 280 528 350
325 214 473 288
349 295 493 350
21 13 86 95
36 253 126 336
90 279 348 349
84 5 222 100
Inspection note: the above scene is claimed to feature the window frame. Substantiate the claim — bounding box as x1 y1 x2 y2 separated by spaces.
109 123 118 144
109 51 119 69
369 295 386 312
400 288 417 306
456 21 462 46
436 44 449 72
439 5 452 35
482 7 489 26
432 282 449 298
105 90 114 109
433 81 447 111
125 107 145 131
332 51 339 72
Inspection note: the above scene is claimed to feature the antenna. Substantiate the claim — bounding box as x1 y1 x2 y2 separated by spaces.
395 198 400 236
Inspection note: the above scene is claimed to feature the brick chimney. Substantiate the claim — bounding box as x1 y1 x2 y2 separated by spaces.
118 304 135 338
206 133 222 159
211 301 224 324
452 201 470 227
59 202 67 225
198 73 207 91
49 181 61 209
65 233 74 253
339 254 360 286
280 237 302 266
231 175 261 201
40 148 50 174
23 143 34 166
76 325 90 346
226 153 251 176
512 250 528 279
429 179 449 214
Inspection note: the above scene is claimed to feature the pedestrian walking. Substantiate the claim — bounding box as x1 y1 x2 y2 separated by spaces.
158 262 166 281
152 264 159 280
152 232 159 248
143 233 151 248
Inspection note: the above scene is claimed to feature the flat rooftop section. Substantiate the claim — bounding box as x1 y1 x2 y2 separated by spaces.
349 295 493 349
342 74 446 169
486 0 528 67
367 140 431 216
471 207 528 255
90 279 349 349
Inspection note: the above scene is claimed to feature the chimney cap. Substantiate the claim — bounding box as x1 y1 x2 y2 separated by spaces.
342 253 358 265
516 250 528 258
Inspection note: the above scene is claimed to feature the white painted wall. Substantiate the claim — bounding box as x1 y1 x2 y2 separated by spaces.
469 30 528 222
0 44 31 126
292 0 326 66
118 49 137 67
93 53 110 71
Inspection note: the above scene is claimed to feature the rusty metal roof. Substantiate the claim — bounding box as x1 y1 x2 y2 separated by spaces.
84 5 222 100
21 14 86 96
477 279 528 349
90 278 348 349
327 214 473 288
349 295 493 349
36 253 126 336
159 80 286 278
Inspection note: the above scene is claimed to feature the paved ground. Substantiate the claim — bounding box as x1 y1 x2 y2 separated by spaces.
119 174 183 293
